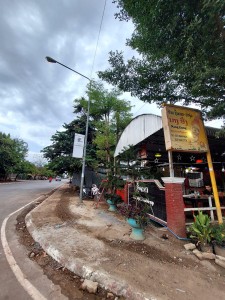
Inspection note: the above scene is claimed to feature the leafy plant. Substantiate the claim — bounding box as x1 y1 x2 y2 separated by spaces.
119 203 141 219
119 202 150 228
211 222 225 247
99 1 225 119
189 211 212 245
103 174 125 195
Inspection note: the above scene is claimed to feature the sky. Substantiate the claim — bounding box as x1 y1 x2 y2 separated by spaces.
0 0 223 163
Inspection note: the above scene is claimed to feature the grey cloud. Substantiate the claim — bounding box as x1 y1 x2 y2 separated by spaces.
0 0 136 157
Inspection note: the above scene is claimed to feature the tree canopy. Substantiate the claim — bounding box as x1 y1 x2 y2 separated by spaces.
0 132 29 180
99 0 225 120
76 81 132 168
41 120 86 176
42 81 132 176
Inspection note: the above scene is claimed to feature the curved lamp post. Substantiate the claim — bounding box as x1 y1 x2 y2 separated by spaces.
45 56 91 203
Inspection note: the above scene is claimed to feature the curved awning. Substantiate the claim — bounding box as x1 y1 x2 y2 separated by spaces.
114 114 162 157
114 113 225 167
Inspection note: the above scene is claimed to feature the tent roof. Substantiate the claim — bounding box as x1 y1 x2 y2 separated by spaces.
114 114 225 164
114 114 162 157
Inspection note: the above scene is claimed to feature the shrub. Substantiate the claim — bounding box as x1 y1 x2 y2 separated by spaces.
189 211 212 245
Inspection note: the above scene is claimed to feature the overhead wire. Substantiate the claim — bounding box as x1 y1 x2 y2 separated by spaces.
133 102 148 116
89 0 151 119
88 0 153 120
89 0 107 80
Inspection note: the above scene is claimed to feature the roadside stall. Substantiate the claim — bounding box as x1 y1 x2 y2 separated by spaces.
114 112 225 232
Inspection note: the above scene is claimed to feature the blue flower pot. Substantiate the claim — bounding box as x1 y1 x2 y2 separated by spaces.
127 218 145 240
107 199 117 212
127 218 140 228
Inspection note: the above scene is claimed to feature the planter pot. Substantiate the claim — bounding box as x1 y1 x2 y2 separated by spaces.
106 199 117 212
200 243 213 253
127 218 145 240
214 244 225 258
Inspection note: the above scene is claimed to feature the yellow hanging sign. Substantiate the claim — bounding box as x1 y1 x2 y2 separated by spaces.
162 104 209 152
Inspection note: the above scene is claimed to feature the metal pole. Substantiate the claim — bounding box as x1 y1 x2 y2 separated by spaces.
168 150 174 177
45 56 91 204
46 56 90 81
79 81 91 203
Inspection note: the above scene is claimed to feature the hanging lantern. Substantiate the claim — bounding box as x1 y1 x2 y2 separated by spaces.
139 144 147 158
196 159 203 164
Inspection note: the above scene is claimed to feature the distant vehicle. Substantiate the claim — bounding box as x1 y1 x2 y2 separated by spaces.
55 176 61 181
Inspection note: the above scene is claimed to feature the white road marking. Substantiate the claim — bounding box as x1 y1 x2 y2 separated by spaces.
1 196 47 300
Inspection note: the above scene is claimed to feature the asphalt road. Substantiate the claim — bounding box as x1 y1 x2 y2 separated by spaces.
0 179 66 300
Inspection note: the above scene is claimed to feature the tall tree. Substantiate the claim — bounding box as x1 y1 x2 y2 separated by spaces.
99 0 225 119
73 81 132 169
0 132 28 180
41 119 88 176
42 81 132 176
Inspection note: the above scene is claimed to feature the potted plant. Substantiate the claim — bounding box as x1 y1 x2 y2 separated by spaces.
119 202 150 240
105 193 122 211
188 211 213 252
103 174 124 211
211 222 225 257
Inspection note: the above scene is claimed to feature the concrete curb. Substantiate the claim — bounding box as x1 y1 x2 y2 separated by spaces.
25 191 156 300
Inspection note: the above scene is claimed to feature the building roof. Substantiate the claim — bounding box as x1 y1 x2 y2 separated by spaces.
114 114 162 157
114 114 225 166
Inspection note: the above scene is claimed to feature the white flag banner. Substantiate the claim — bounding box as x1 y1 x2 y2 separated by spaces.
72 133 85 158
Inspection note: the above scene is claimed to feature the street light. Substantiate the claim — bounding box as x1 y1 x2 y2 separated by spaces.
45 56 91 203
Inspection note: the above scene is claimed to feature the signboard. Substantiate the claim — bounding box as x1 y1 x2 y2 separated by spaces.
162 105 209 152
72 133 85 158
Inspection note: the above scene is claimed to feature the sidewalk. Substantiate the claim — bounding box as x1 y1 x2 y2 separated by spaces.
25 184 225 300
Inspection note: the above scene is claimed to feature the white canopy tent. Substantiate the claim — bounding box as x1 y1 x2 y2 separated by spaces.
114 114 162 157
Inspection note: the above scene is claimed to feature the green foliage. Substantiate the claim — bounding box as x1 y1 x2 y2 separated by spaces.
189 211 212 244
0 132 28 179
103 173 125 193
100 0 225 120
41 117 94 175
88 81 132 167
119 202 150 228
41 81 132 176
47 156 82 176
99 52 184 105
211 222 225 246
117 145 141 180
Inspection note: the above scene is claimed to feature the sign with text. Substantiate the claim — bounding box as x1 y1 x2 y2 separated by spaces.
72 133 85 158
162 105 209 152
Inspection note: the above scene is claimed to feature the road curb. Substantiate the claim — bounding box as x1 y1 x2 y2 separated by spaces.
25 191 156 300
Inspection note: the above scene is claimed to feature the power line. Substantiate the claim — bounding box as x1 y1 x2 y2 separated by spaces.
133 102 148 116
89 0 107 79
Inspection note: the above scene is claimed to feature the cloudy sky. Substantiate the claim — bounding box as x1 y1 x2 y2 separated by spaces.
0 0 222 162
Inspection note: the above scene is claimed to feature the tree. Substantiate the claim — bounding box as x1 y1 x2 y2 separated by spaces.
0 132 28 180
42 81 132 176
99 0 225 119
41 119 86 176
74 81 133 170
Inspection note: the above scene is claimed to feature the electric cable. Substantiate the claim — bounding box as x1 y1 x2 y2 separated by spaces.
89 0 107 79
